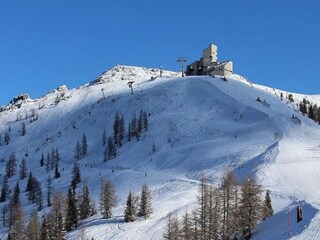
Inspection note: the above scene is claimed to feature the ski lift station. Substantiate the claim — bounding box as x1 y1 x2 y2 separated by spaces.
186 44 233 77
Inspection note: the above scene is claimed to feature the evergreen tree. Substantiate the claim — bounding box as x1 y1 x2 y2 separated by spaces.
308 104 315 120
0 175 9 202
220 170 238 240
71 161 81 189
138 184 152 219
180 210 193 240
82 133 88 156
79 184 94 220
2 204 8 227
9 182 26 239
142 110 148 131
262 190 273 220
74 141 81 160
5 153 17 178
197 175 211 239
47 175 53 207
4 131 10 145
239 176 262 239
65 188 78 231
46 152 50 173
127 123 132 142
102 129 107 146
138 109 143 134
21 122 26 136
119 114 125 146
55 148 61 163
105 137 116 161
100 180 116 219
131 114 140 140
19 157 27 180
54 163 61 179
51 148 56 170
40 216 50 240
26 175 43 210
40 153 45 167
163 213 180 240
316 107 320 123
48 192 65 240
27 210 40 240
124 191 136 222
113 112 120 146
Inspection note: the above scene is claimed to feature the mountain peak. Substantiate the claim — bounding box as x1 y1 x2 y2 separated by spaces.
91 65 180 85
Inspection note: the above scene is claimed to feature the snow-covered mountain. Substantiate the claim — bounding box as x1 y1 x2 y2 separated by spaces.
1 65 320 239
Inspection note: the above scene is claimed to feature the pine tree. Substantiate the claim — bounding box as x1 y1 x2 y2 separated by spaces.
54 163 61 179
220 170 238 240
239 176 262 239
71 161 81 189
138 184 152 219
48 192 65 240
102 129 106 146
2 204 8 227
138 109 143 134
40 153 45 167
100 180 116 219
106 137 116 160
19 157 27 180
142 110 148 131
4 131 10 145
27 210 40 240
124 191 136 222
6 153 17 178
46 152 50 173
0 175 9 202
180 210 193 240
208 187 221 240
113 112 120 146
308 104 315 120
9 182 26 239
316 107 320 123
82 133 88 156
21 123 26 136
163 213 180 240
26 175 43 210
51 148 56 170
128 123 132 142
65 188 78 231
79 184 93 220
40 216 50 240
55 148 61 163
262 190 273 220
47 175 53 207
74 141 81 160
119 114 125 146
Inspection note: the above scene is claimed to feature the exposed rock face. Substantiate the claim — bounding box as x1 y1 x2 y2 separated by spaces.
10 94 30 105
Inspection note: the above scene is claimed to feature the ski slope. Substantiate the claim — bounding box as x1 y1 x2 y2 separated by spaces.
0 65 320 239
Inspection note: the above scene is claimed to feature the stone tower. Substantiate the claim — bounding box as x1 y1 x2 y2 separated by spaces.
203 44 217 68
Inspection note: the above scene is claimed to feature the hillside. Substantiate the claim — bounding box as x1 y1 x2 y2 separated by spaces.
1 65 320 239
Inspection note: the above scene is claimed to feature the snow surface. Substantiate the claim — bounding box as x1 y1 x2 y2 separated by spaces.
0 65 320 239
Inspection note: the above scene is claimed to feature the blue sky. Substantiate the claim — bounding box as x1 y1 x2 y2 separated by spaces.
1 0 320 106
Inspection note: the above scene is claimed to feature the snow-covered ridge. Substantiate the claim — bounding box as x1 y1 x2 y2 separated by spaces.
91 65 180 84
